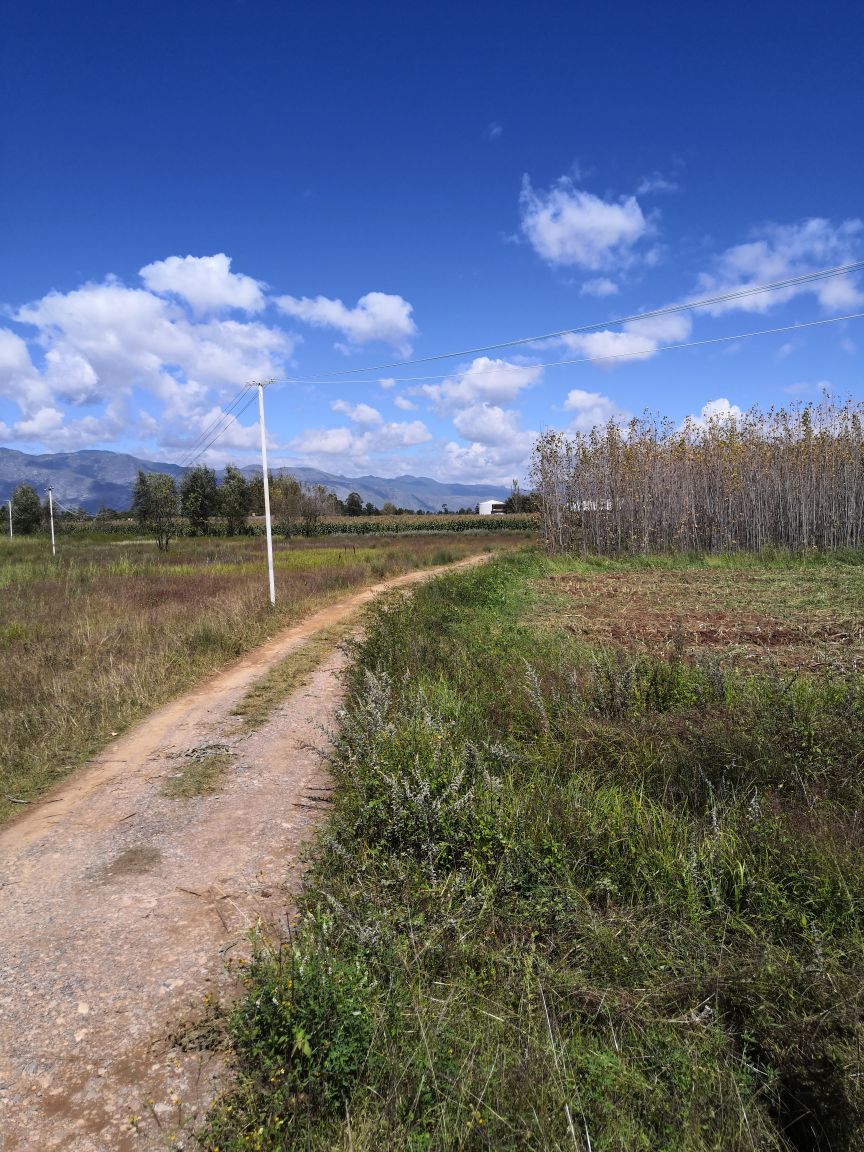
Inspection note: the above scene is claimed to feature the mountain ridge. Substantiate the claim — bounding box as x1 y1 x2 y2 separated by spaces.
0 448 511 514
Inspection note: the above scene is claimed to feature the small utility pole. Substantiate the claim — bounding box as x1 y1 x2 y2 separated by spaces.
257 381 276 606
7 498 11 538
47 487 56 557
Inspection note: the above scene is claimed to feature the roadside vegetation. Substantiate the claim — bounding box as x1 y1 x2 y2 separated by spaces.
207 549 864 1151
0 532 524 824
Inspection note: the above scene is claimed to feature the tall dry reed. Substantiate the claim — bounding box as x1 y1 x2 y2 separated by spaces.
531 397 864 554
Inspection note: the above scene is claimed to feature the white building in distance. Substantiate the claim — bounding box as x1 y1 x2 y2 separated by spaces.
478 499 506 515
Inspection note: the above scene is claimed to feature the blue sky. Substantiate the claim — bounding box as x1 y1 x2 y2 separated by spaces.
1 0 862 483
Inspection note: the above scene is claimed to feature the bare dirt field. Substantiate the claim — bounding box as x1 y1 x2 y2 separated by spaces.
547 564 864 668
0 557 487 1151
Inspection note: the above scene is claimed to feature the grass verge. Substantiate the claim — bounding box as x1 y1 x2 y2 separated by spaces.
207 548 864 1150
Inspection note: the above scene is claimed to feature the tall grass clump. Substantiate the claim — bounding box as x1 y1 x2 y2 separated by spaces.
532 397 864 554
208 550 864 1150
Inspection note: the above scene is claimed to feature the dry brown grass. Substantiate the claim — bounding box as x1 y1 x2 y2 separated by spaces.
0 533 520 824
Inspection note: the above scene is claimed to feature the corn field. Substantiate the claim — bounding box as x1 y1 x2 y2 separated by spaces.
530 398 864 554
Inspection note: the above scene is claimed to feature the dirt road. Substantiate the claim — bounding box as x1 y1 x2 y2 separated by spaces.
0 557 485 1151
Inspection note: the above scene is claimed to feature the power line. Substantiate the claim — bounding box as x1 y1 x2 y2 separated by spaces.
181 391 259 470
176 383 254 469
283 259 864 380
276 308 864 385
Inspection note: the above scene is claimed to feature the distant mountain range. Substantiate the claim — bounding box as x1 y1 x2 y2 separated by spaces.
0 448 511 514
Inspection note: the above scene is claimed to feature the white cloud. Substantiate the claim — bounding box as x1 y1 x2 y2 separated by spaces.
422 356 542 410
330 400 383 425
291 419 432 465
695 218 864 316
775 342 795 360
393 394 417 410
636 173 679 195
7 264 294 453
685 398 744 427
140 253 266 314
441 428 537 483
560 312 692 368
452 403 523 446
486 121 503 141
378 376 397 389
519 175 651 271
581 277 619 298
841 337 857 355
275 291 416 353
563 388 630 431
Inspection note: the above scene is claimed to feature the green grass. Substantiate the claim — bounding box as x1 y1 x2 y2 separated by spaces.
206 548 864 1151
161 743 235 798
231 618 355 732
0 533 519 824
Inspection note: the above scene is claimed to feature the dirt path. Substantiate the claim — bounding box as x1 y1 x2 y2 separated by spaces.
0 556 486 1151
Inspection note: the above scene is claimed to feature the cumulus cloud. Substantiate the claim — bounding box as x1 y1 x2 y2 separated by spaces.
519 175 652 271
415 356 542 482
560 311 693 368
422 356 542 411
330 400 383 425
393 394 417 411
292 419 432 466
685 398 745 427
275 291 416 353
694 218 864 316
6 264 294 453
563 388 630 431
140 253 266 314
441 429 537 483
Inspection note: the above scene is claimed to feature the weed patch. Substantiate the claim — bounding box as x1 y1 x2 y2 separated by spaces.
161 744 235 798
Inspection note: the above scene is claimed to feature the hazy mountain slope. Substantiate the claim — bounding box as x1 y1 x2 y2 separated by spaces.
0 448 509 514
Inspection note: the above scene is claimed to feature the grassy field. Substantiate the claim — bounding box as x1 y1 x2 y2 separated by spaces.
206 549 864 1151
0 533 525 825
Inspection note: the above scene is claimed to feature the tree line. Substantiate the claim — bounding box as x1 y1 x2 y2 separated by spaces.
531 398 864 555
5 467 535 550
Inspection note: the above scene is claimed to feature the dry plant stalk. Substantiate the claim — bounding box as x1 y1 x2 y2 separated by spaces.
530 398 864 554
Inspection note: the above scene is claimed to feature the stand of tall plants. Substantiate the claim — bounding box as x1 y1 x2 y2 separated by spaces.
531 398 864 555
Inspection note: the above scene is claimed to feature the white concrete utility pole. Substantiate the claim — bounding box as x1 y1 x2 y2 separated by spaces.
7 498 11 538
47 487 56 557
257 381 276 606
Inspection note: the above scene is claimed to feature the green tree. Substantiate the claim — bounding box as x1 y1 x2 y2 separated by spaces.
247 472 266 516
10 484 42 535
219 465 250 535
131 471 179 551
270 475 303 538
345 491 363 517
180 465 219 535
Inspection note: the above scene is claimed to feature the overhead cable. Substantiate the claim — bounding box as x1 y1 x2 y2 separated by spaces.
177 383 254 469
275 309 864 385
284 259 864 380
